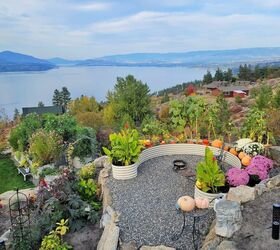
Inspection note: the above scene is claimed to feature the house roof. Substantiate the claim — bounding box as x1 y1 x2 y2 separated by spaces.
218 86 250 92
204 81 229 88
22 106 64 116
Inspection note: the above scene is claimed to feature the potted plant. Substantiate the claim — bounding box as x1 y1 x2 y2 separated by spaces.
194 147 227 207
103 128 143 180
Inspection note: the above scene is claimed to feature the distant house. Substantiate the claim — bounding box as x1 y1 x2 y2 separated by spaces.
22 106 65 116
211 86 250 98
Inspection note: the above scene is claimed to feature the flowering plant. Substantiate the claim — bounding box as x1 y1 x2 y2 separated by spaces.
245 164 268 181
226 168 249 187
250 155 273 172
234 138 252 151
242 142 264 157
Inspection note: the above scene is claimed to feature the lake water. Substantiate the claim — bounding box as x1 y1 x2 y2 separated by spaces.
0 66 208 117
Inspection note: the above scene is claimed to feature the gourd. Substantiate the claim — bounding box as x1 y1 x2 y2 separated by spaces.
229 148 238 156
211 139 223 148
195 198 209 209
238 152 246 160
242 155 252 167
177 196 196 212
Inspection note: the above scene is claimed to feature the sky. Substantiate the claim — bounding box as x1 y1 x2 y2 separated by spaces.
0 0 280 59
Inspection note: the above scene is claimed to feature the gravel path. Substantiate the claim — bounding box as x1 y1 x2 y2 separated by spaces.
108 155 215 250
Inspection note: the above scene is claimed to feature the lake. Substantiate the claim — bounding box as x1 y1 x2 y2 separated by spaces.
0 66 208 117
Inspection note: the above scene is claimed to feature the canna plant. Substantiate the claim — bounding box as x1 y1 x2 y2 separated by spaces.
196 147 225 193
103 128 143 166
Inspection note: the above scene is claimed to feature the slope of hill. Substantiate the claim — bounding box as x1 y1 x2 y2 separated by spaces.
47 57 83 66
78 47 280 67
0 51 56 72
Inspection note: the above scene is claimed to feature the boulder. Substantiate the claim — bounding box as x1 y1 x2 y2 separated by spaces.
269 146 280 165
227 185 256 203
201 220 223 250
94 156 109 169
266 175 280 189
97 223 119 250
100 205 119 228
216 240 237 250
140 246 175 250
119 241 137 250
0 188 37 207
215 200 242 238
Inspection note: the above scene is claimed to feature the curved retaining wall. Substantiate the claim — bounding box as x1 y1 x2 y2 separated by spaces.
139 143 241 168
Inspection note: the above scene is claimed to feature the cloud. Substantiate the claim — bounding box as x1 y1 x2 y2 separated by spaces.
75 2 112 11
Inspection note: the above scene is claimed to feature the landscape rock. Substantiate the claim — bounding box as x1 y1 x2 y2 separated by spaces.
100 205 119 228
266 175 280 189
269 146 280 165
201 220 223 250
119 241 137 250
227 185 256 203
255 182 269 196
98 168 109 187
94 156 109 168
215 200 242 238
0 188 37 207
216 240 237 250
140 246 175 250
97 222 119 250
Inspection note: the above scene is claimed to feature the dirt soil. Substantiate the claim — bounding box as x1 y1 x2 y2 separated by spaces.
232 188 280 250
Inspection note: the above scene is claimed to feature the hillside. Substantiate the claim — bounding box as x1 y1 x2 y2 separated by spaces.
0 51 56 72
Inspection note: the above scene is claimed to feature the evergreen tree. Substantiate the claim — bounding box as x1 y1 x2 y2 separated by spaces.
161 92 170 103
13 108 20 121
203 70 213 84
224 68 233 82
38 101 45 107
273 88 280 108
52 89 62 106
255 84 273 110
214 68 224 81
61 87 71 108
215 94 230 135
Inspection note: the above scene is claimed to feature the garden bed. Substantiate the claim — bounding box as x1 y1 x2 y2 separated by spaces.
108 154 232 249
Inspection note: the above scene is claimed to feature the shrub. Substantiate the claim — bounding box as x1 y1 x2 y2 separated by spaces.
235 95 242 104
29 130 63 165
72 127 98 159
78 163 96 180
243 142 264 157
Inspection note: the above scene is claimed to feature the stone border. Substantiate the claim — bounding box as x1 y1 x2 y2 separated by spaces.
139 144 241 168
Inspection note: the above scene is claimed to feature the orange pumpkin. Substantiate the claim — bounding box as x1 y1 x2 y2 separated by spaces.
229 148 238 156
177 196 196 212
212 139 223 148
238 152 246 159
224 145 229 151
242 155 252 166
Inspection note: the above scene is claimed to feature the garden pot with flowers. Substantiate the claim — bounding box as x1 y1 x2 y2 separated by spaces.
194 147 228 207
103 128 143 180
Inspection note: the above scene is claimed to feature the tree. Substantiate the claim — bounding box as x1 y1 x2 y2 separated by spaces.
238 64 252 81
161 92 170 103
224 68 233 82
52 89 62 106
38 101 45 107
273 88 280 109
255 84 273 110
215 94 231 136
111 75 151 125
214 68 224 81
13 108 20 122
61 87 71 108
203 70 213 84
186 84 195 96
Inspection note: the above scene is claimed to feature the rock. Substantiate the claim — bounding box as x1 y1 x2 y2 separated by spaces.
97 223 119 250
0 229 11 244
230 104 243 113
140 246 175 250
98 168 109 187
266 175 280 189
0 188 37 207
94 156 109 168
119 241 137 250
201 220 223 250
269 146 280 165
255 182 269 196
216 240 237 250
227 185 256 203
215 200 242 238
100 205 119 228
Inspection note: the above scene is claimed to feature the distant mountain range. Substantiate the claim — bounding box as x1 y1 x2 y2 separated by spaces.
0 51 56 72
1 47 280 72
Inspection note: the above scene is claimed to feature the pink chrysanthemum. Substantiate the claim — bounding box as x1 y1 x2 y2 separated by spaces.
226 168 250 187
245 164 268 181
250 155 273 172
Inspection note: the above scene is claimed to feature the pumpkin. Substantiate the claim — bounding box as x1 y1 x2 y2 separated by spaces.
229 148 238 156
212 139 223 148
177 196 196 212
224 145 229 151
238 152 246 159
242 155 252 166
160 140 166 145
202 139 209 146
195 198 209 209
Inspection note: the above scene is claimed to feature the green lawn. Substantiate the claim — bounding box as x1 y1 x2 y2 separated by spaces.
0 154 34 194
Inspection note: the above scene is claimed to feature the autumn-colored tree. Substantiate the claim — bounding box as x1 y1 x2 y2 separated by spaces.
186 84 195 96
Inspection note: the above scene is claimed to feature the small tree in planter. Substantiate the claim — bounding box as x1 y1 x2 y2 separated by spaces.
195 147 226 206
103 129 143 180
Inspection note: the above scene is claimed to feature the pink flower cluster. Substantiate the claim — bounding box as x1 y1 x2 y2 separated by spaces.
226 168 249 187
227 155 273 186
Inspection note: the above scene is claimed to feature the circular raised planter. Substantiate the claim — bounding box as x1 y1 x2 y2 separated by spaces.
112 163 138 180
139 143 241 168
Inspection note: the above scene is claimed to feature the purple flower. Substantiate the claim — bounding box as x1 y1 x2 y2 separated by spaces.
245 164 268 181
250 155 273 172
226 168 250 187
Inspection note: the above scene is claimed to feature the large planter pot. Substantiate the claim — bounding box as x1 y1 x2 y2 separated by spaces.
112 163 138 180
194 185 226 208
